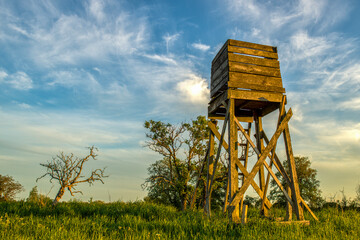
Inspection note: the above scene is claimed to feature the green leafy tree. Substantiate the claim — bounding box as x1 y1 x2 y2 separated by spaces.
0 174 24 201
27 186 52 206
269 156 323 208
142 116 226 210
355 184 360 207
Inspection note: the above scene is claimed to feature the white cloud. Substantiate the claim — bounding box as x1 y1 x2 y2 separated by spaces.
322 63 360 92
6 72 33 90
227 0 262 20
338 97 360 110
163 33 180 53
46 69 132 105
88 0 105 21
0 70 8 81
176 74 209 104
192 43 210 51
18 103 32 109
8 24 30 37
226 0 347 39
143 54 177 65
46 69 101 93
308 121 360 146
289 31 332 59
101 82 132 103
2 3 149 67
297 0 326 21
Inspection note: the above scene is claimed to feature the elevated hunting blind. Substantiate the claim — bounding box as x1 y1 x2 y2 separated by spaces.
202 39 317 224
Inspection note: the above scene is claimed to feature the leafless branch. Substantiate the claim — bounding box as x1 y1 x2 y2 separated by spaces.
37 146 108 205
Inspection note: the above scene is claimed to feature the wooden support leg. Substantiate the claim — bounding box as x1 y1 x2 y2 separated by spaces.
285 186 292 221
207 103 229 198
255 114 267 216
230 109 293 208
239 122 252 216
204 121 216 216
209 123 273 210
283 125 304 220
261 96 286 215
190 143 210 209
263 132 318 221
228 98 240 223
223 172 229 214
241 205 248 225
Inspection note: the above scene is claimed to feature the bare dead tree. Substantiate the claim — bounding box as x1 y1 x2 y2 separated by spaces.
37 146 108 205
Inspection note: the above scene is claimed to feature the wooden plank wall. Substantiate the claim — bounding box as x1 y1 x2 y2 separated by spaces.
211 39 285 98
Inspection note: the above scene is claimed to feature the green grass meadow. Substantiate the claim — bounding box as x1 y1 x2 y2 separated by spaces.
0 201 359 239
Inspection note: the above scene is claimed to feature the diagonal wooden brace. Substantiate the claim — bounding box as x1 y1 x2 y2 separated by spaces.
263 160 293 208
235 160 272 209
208 121 272 209
263 132 318 221
230 108 293 207
207 102 229 197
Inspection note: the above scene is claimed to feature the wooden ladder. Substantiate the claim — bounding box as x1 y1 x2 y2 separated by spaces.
238 123 251 212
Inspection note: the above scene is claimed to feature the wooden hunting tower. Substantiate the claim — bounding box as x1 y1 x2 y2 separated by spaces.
203 39 317 223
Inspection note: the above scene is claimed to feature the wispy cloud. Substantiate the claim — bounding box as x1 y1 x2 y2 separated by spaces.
192 43 210 51
338 97 360 110
0 2 149 67
226 0 348 41
46 69 100 90
143 54 177 65
0 71 33 90
87 0 105 21
163 33 180 54
289 31 333 60
0 70 8 80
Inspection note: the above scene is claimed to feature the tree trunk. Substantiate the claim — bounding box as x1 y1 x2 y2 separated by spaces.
181 193 188 211
53 187 65 206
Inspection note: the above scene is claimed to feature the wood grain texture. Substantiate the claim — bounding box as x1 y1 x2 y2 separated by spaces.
228 53 280 68
263 160 293 207
227 99 240 222
210 79 228 98
212 40 229 65
228 46 278 59
212 50 228 74
208 121 272 211
283 125 304 220
211 58 228 82
229 62 281 78
235 159 272 209
211 70 228 95
205 123 216 216
228 89 283 103
227 81 285 93
229 72 283 88
229 39 276 52
255 115 267 216
208 103 230 199
208 91 227 113
230 108 293 207
208 114 253 123
208 121 229 150
241 205 248 224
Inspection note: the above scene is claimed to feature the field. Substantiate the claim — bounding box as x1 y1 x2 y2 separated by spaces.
0 201 359 239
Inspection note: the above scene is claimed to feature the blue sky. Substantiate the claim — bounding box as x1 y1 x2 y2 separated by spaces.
0 0 359 202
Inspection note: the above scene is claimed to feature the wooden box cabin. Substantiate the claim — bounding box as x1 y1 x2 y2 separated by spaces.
209 39 286 120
